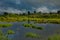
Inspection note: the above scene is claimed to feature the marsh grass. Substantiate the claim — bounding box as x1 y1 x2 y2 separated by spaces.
34 19 60 24
36 27 43 30
0 24 13 28
23 24 32 27
0 30 8 40
0 30 15 40
25 32 40 38
48 34 60 40
0 13 60 24
23 24 36 28
7 30 15 35
23 24 43 30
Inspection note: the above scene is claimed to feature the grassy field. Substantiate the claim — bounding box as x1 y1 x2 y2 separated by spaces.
0 12 60 24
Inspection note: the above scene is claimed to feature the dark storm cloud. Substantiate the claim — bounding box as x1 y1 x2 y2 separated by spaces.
22 0 60 7
0 0 60 13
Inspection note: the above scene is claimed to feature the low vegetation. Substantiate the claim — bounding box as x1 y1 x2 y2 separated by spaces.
0 30 8 40
25 32 40 38
7 30 15 35
48 34 60 40
0 30 15 40
0 12 60 24
23 24 43 30
23 24 32 27
0 24 13 28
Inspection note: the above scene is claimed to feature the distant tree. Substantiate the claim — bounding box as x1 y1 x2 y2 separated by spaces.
28 11 30 15
37 11 42 15
4 12 8 15
57 10 60 14
22 13 26 15
34 11 36 13
38 11 41 14
27 11 30 23
49 12 52 14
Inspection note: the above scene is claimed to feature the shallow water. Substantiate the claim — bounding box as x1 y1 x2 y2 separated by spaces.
1 22 60 40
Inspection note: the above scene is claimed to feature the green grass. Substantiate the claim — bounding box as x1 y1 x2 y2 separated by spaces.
48 34 60 40
23 24 36 28
7 30 15 35
0 13 60 24
23 24 32 27
36 27 43 30
0 24 13 28
0 30 15 40
25 32 40 38
23 24 43 30
0 30 8 40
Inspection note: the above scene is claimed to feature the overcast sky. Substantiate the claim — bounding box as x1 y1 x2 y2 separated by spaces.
0 0 60 13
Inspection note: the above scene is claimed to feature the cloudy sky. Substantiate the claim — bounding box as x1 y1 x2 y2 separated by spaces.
0 0 60 13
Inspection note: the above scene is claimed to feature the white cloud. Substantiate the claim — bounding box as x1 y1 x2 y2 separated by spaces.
36 6 50 13
51 9 58 13
32 7 36 10
21 9 27 13
0 7 26 14
36 6 58 13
